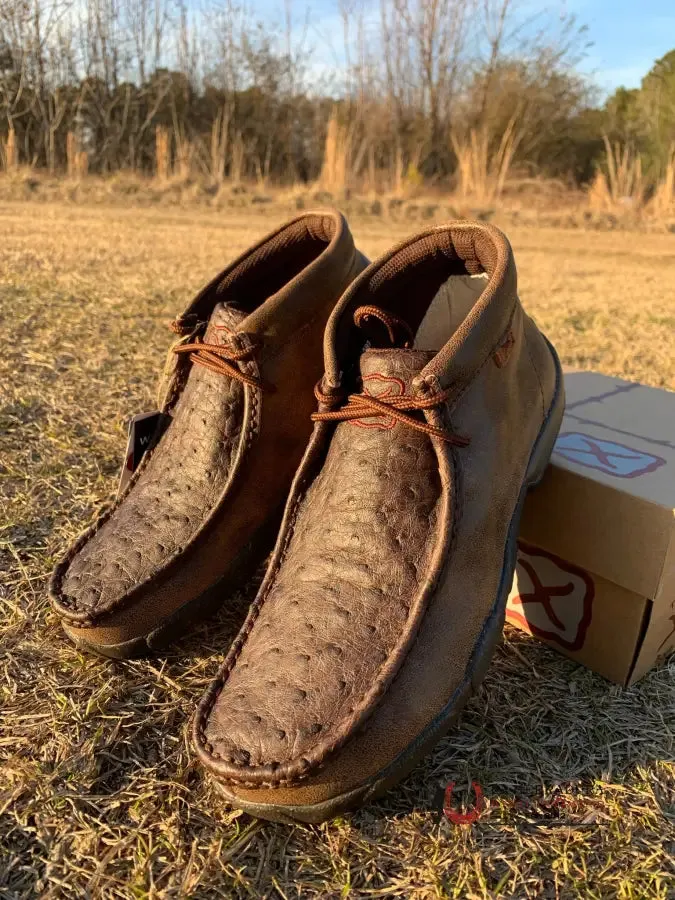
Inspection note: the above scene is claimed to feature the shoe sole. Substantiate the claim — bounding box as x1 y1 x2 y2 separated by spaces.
215 344 565 824
62 513 281 660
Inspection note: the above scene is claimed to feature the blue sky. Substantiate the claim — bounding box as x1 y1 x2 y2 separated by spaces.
573 0 675 93
252 0 675 97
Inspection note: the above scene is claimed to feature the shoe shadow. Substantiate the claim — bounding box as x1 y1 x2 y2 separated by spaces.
348 627 675 827
112 576 673 832
160 558 270 668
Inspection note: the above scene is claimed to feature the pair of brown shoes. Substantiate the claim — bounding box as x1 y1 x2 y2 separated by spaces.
50 210 564 824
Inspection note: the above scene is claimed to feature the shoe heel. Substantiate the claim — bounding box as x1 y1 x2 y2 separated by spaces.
525 349 565 488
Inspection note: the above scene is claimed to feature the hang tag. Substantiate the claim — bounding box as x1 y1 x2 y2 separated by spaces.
117 411 164 498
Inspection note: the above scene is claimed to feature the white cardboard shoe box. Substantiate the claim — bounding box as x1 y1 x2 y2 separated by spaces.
507 371 675 685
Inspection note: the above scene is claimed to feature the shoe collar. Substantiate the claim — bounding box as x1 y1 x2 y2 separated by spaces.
322 221 518 399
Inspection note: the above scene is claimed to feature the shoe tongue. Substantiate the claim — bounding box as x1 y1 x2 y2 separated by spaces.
353 303 434 392
202 302 248 343
358 347 435 392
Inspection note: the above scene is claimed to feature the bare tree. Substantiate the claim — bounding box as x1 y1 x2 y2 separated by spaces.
380 0 475 158
0 0 595 186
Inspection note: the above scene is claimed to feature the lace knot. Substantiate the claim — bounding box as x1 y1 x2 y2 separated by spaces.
311 378 470 445
171 324 262 389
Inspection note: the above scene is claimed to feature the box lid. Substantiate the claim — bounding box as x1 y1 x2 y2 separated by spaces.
519 371 675 599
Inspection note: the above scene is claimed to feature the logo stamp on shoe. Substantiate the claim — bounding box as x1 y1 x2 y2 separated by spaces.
507 543 594 651
353 373 407 430
554 432 666 479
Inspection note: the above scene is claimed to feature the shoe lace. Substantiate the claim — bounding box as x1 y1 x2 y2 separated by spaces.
310 306 470 446
169 318 263 389
311 382 469 444
352 304 415 347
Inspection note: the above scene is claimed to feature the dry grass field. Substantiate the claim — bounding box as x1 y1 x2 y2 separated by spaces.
1 201 674 899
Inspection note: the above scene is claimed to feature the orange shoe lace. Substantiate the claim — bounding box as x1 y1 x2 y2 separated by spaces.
312 382 469 444
310 306 470 446
170 318 263 389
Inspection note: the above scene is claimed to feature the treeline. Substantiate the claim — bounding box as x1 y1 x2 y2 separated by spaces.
0 0 674 191
602 51 675 180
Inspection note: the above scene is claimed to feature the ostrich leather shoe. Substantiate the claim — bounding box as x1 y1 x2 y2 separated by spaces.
50 211 367 658
194 221 564 822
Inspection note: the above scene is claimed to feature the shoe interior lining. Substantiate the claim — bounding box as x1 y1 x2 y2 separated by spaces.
413 273 488 351
331 228 502 370
341 234 493 363
213 215 335 313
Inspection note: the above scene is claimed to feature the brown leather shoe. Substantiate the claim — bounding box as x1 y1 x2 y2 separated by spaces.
193 221 564 822
50 211 367 658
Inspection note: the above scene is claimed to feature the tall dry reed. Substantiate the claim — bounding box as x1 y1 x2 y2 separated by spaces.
651 145 675 217
451 118 521 204
3 126 18 171
155 126 170 180
589 136 644 212
320 108 352 194
230 132 245 183
210 106 231 183
76 151 88 178
174 129 194 180
390 143 404 196
66 132 81 178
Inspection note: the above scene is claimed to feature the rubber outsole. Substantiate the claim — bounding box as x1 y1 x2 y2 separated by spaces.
215 347 565 824
62 513 281 660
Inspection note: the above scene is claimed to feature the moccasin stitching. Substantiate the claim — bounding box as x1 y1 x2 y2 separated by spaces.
50 320 258 624
195 422 462 788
